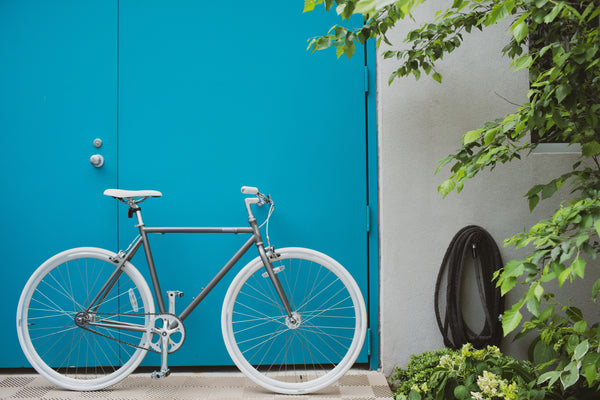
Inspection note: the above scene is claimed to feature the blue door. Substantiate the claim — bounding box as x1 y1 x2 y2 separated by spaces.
1 1 371 368
0 0 119 367
117 0 368 367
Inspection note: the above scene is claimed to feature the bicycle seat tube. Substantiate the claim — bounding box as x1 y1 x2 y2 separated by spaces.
245 197 294 319
131 202 168 314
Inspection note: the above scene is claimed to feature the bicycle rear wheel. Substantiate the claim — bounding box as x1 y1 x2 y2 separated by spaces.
16 247 155 391
222 247 367 394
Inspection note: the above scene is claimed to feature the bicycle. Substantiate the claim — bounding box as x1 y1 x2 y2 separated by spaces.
16 186 367 394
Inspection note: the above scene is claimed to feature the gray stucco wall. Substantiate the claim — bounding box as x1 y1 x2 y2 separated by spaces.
377 0 599 374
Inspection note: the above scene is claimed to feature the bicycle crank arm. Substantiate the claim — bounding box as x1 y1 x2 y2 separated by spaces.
151 333 171 380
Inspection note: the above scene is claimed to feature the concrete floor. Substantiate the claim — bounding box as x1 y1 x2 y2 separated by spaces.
0 370 393 400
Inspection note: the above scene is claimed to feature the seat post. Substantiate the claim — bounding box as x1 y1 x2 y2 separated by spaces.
127 200 145 227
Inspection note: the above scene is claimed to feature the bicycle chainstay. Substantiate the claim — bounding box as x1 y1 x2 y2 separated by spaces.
77 312 185 354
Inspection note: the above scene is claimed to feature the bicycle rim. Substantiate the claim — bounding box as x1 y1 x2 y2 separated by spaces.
222 247 367 394
16 247 155 391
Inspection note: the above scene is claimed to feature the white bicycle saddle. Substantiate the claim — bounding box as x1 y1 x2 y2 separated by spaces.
103 189 163 199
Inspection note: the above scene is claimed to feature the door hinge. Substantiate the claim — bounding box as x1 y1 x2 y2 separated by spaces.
366 205 371 233
364 66 369 93
367 328 372 356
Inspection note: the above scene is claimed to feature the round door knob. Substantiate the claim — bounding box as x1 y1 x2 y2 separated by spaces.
90 154 104 168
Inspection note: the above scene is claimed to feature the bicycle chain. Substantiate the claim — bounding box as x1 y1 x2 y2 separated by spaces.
77 312 182 354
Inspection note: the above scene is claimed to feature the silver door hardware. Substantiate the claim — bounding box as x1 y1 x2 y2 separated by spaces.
93 138 103 148
89 154 104 168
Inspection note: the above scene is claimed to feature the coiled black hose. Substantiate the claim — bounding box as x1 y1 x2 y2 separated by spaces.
434 225 504 349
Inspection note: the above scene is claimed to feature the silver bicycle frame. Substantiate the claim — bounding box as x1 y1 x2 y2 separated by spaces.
86 197 294 325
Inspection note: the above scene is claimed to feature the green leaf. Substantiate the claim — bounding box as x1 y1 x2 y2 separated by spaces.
582 141 600 157
313 36 332 51
463 129 481 144
526 184 544 197
502 308 522 335
453 385 470 400
541 182 557 200
344 41 356 59
432 72 442 83
571 257 585 279
576 234 590 247
438 179 456 198
512 21 529 43
501 276 517 296
592 278 600 301
529 194 540 212
560 361 580 389
514 55 533 71
483 127 500 145
584 364 598 387
526 296 541 317
558 268 571 287
555 84 572 103
538 304 555 322
538 370 560 386
566 306 583 322
574 320 587 334
408 389 422 400
353 0 377 14
534 283 544 300
532 338 558 365
503 260 525 277
574 340 589 361
303 0 322 13
544 3 563 23
596 220 600 238
486 3 509 26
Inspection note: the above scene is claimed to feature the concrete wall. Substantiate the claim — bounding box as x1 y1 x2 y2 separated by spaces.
377 0 600 374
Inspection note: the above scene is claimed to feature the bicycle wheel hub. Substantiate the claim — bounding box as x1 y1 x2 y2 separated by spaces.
74 311 92 327
285 312 301 329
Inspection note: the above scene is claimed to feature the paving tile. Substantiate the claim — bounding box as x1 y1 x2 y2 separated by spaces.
0 370 393 400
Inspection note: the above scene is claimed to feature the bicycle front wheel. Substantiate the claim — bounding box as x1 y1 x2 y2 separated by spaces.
16 247 155 391
222 247 367 394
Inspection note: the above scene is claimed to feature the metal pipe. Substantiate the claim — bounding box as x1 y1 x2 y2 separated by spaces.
144 227 253 234
140 228 167 313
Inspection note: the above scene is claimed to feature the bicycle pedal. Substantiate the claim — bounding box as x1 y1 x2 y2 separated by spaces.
262 266 285 278
151 369 170 379
167 290 184 314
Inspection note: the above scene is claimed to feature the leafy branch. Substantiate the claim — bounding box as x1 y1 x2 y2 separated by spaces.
306 0 600 394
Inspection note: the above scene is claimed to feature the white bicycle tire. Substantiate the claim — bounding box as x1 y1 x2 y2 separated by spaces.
16 247 155 391
221 247 367 394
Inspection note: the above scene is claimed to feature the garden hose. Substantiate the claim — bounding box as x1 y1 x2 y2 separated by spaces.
434 225 504 349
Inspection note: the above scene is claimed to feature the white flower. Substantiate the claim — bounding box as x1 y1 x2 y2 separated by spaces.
471 392 484 400
439 355 453 369
477 371 500 397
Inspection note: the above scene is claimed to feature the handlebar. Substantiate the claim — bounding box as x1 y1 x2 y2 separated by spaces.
241 186 272 216
241 186 259 195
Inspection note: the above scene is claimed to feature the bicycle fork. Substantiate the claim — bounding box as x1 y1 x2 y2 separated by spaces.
251 221 295 321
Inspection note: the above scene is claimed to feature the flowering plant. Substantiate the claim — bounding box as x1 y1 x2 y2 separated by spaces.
392 344 550 400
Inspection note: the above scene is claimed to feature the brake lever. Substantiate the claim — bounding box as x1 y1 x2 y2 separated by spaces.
257 193 271 206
